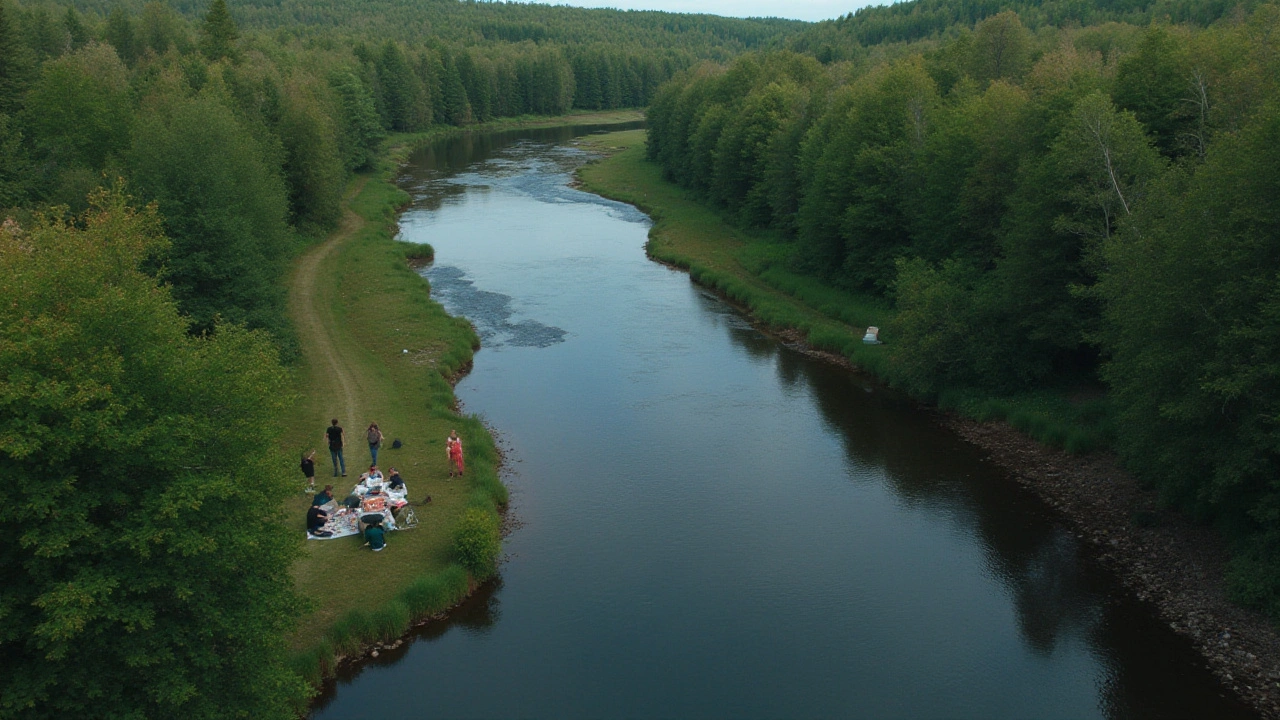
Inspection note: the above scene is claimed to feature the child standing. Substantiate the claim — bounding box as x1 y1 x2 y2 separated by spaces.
300 450 316 490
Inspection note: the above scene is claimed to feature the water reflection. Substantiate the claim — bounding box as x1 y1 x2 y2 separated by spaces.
717 302 1246 718
310 580 504 715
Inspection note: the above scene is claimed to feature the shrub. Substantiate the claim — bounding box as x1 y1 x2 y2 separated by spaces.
400 566 470 616
453 507 501 579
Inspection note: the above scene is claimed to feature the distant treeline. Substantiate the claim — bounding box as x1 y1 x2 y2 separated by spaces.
0 0 800 355
797 0 1255 55
646 7 1280 612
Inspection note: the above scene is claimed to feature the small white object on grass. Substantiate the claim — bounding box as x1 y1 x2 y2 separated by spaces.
403 349 409 353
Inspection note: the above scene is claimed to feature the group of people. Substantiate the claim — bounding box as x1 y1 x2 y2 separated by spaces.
300 419 468 552
304 465 401 550
317 419 387 479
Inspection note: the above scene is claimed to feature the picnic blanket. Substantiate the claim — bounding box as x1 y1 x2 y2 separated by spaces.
307 476 409 540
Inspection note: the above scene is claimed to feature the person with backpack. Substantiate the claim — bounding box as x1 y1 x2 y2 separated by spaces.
367 422 384 465
324 419 345 477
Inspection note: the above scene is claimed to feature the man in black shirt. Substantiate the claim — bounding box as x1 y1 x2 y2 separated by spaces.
324 419 346 477
306 505 331 537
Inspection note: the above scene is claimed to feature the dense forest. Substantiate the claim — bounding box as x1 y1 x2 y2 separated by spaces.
646 4 1280 613
0 0 801 716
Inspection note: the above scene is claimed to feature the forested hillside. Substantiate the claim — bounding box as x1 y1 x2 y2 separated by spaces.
646 4 1280 613
0 1 800 716
808 0 1251 49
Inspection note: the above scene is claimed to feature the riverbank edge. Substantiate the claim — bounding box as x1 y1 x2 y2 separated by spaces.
283 111 645 704
575 130 1280 719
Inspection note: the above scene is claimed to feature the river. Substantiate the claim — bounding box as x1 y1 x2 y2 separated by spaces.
310 124 1253 719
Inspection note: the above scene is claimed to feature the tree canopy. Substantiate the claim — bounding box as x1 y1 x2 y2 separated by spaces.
0 189 307 718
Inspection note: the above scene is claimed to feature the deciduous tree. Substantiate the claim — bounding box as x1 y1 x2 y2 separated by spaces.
0 188 307 719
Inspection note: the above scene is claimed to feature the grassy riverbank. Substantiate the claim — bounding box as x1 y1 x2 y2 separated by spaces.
280 110 643 688
576 130 1111 453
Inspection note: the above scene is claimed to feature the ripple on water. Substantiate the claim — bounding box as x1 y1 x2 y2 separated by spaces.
422 265 567 348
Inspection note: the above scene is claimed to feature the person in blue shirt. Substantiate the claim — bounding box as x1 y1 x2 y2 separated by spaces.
312 484 334 507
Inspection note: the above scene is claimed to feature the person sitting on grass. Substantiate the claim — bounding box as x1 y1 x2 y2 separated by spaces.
387 468 405 490
364 521 386 552
307 505 331 537
361 465 383 485
312 484 334 508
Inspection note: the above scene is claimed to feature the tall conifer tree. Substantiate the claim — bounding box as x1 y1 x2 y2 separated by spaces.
201 0 239 62
0 1 32 116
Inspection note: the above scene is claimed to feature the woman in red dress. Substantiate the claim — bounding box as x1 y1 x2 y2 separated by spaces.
447 429 465 477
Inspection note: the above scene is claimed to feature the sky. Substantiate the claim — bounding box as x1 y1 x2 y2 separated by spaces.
521 0 878 23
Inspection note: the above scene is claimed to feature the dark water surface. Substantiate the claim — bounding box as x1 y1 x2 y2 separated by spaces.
311 124 1253 719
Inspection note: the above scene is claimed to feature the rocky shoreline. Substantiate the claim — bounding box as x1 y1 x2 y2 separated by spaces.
943 416 1280 719
765 322 1280 718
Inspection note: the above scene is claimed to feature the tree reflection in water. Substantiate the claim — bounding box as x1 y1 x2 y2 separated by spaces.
710 293 1247 718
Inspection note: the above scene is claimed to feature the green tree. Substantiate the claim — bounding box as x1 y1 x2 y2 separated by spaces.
1113 27 1192 157
795 59 937 291
128 95 294 344
440 50 474 125
376 42 430 130
0 188 308 718
21 6 62 62
967 11 1032 85
0 113 31 207
22 43 133 172
329 69 385 172
140 2 189 57
278 85 343 232
890 257 1009 394
62 7 89 50
0 1 33 117
201 0 239 63
1049 91 1165 242
1097 106 1280 611
104 7 137 65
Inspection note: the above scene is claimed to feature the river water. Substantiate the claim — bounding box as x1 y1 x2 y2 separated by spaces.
311 124 1253 719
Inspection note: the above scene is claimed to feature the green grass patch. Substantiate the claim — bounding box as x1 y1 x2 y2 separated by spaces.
576 129 1112 455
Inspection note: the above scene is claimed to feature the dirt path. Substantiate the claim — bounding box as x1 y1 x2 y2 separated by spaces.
288 178 369 436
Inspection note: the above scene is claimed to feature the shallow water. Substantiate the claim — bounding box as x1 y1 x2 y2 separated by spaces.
310 124 1253 719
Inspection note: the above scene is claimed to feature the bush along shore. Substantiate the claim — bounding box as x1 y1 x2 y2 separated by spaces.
281 111 642 702
575 129 1280 719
